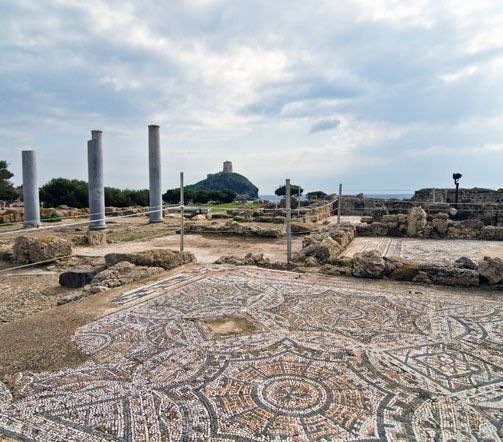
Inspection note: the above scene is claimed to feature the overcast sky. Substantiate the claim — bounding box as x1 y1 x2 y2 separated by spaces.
1 0 502 194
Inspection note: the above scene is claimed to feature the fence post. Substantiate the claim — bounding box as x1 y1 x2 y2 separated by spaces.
180 172 184 252
286 179 292 263
337 183 342 224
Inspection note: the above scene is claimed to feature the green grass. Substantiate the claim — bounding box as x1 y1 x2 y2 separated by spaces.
203 202 265 212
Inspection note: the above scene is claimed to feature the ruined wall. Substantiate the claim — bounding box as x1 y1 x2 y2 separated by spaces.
412 187 503 204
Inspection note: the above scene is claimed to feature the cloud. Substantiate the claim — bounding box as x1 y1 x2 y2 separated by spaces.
309 119 340 134
0 0 502 192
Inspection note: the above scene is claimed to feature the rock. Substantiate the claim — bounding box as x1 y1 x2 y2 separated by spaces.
432 217 448 235
134 249 195 270
455 257 477 270
304 256 319 267
407 207 427 237
191 214 206 221
327 256 352 267
13 235 73 264
105 253 136 267
355 223 373 237
478 257 503 285
57 293 84 305
360 216 373 224
412 271 432 284
215 253 270 266
0 249 13 262
87 230 107 246
371 222 388 236
481 226 495 240
447 226 473 240
215 256 245 265
59 270 96 288
105 249 195 270
89 262 164 290
387 260 421 281
303 237 341 263
383 256 405 275
352 250 385 279
320 264 352 277
425 266 479 287
291 222 318 234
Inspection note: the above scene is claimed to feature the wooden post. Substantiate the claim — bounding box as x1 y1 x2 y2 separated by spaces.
337 183 342 224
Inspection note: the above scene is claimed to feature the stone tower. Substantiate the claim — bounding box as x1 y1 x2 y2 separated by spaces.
223 161 233 173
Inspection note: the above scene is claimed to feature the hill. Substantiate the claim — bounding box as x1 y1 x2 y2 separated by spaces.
187 162 259 200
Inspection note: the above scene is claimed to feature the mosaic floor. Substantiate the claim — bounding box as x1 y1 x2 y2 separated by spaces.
342 237 503 264
1 265 502 441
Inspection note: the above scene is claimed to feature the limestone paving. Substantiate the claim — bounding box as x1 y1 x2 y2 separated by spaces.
0 265 502 441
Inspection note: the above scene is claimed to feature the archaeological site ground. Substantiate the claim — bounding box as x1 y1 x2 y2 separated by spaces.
0 181 502 441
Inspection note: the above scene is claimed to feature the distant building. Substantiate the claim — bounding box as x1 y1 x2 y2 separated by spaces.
223 161 233 174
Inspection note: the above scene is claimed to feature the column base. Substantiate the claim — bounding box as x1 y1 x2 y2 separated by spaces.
87 230 107 246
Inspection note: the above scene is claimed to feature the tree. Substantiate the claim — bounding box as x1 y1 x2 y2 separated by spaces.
0 161 18 201
163 187 237 204
40 178 88 208
218 188 237 203
275 184 303 196
306 191 327 200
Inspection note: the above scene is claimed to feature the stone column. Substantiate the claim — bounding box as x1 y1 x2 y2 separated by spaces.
148 125 163 223
22 150 40 228
87 130 106 230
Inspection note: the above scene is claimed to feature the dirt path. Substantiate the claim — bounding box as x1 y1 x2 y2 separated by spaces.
0 268 184 377
76 233 303 263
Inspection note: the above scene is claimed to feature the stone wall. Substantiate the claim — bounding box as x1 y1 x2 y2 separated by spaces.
412 187 503 204
321 251 503 289
357 208 503 241
338 191 501 225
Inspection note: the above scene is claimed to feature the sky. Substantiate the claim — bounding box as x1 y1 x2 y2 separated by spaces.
0 0 502 195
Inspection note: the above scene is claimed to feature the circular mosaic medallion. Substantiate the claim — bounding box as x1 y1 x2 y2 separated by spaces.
324 305 367 321
255 375 330 416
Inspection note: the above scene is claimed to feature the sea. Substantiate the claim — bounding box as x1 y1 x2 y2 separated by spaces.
259 193 413 202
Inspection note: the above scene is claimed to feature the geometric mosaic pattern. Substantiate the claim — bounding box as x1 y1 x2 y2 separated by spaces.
1 265 502 441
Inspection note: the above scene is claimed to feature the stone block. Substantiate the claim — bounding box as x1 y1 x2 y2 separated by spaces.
478 257 503 285
87 230 107 246
59 270 96 288
352 250 385 279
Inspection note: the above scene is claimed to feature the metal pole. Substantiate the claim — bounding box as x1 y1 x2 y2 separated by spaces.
148 125 163 223
180 172 184 252
22 150 40 228
337 183 342 224
286 179 292 263
297 187 301 220
88 130 106 230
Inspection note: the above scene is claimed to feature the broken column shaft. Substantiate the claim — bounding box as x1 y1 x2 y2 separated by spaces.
22 150 40 228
